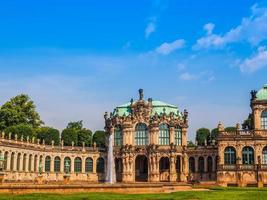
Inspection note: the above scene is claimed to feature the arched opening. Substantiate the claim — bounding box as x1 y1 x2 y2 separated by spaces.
96 157 105 173
28 154 32 172
174 126 182 146
242 146 254 165
54 156 61 172
22 154 26 171
135 155 148 182
115 158 123 182
189 157 195 173
207 156 213 180
159 157 170 182
64 157 71 173
85 157 93 173
10 152 15 171
114 125 123 146
263 146 267 164
224 146 236 165
159 124 170 145
176 156 181 173
34 155 38 172
135 123 148 146
261 110 267 130
74 157 82 173
45 156 51 172
17 153 21 171
198 156 204 178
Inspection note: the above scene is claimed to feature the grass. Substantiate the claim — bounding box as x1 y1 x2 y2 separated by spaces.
0 187 266 200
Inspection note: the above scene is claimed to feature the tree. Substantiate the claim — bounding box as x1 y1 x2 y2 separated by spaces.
93 130 106 147
196 128 210 146
211 128 219 143
242 114 253 130
187 140 196 147
225 127 237 133
0 94 43 130
61 128 78 146
61 121 92 146
77 129 92 146
36 127 60 145
4 124 35 140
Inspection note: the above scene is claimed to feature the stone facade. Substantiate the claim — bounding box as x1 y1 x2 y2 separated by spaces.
0 86 266 186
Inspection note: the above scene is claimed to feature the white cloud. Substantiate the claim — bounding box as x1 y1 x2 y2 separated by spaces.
145 22 156 38
194 4 267 50
179 72 196 81
155 39 185 55
239 46 267 73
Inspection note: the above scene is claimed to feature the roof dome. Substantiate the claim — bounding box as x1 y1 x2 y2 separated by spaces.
256 84 267 100
113 100 181 117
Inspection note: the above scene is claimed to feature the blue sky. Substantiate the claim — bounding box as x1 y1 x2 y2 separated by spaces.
0 0 267 140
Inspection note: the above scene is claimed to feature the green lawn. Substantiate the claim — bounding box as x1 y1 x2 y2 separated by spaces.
0 187 266 200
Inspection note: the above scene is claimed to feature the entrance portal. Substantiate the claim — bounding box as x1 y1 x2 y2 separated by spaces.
135 155 148 182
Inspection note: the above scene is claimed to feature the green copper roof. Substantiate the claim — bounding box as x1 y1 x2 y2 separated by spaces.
113 100 181 117
256 84 267 100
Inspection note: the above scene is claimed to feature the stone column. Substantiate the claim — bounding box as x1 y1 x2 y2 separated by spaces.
60 156 64 173
36 156 40 172
182 128 187 146
93 157 97 173
30 156 34 172
169 155 177 182
70 157 74 173
6 153 11 171
148 154 160 182
13 153 17 171
19 155 23 171
82 157 86 173
25 155 29 172
51 156 54 172
236 144 242 165
253 108 261 130
169 127 175 145
181 154 188 182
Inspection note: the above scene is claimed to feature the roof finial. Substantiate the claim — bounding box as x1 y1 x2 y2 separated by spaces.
138 89 144 100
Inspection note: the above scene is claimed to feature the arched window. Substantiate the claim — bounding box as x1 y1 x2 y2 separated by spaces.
22 154 26 171
17 153 21 171
97 157 105 173
45 156 51 172
10 152 15 171
28 154 32 172
224 147 236 165
64 157 71 173
176 156 181 172
85 157 93 172
74 157 82 172
114 125 122 146
261 110 267 130
242 146 254 165
4 152 8 170
174 126 182 146
54 156 61 172
189 157 195 173
207 156 213 172
135 123 148 146
263 146 267 164
159 124 170 145
198 157 204 173
34 155 38 172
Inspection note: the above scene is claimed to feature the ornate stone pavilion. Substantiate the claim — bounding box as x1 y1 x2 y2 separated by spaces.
0 85 266 187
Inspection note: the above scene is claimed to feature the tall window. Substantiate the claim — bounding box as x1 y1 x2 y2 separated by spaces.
74 157 82 172
159 124 170 145
45 156 51 172
207 156 213 172
17 153 21 171
224 147 236 165
85 157 93 172
54 156 61 172
64 157 71 173
261 110 267 130
97 157 105 173
189 157 195 173
174 126 182 146
198 157 204 173
114 125 122 146
28 154 32 171
242 146 254 165
263 146 267 164
135 123 148 146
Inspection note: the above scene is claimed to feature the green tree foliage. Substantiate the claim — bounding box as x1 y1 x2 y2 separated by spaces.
36 127 60 145
225 126 237 133
61 121 92 146
0 94 43 130
196 128 210 146
242 114 253 130
187 140 196 147
4 124 35 140
77 129 92 146
211 128 219 141
93 130 106 147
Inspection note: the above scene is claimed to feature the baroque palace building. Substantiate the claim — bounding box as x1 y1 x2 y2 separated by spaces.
0 85 266 187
